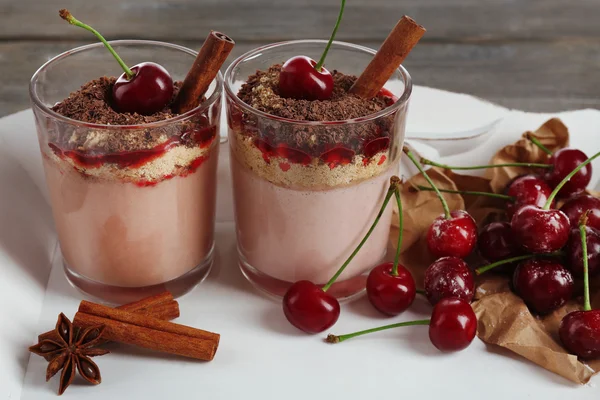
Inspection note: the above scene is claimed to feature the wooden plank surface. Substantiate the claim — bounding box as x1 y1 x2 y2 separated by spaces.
1 0 599 117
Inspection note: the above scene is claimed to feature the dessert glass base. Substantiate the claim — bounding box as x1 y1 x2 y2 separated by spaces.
63 245 214 305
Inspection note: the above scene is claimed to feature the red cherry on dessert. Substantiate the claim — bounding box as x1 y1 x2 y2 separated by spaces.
279 56 334 101
559 310 600 359
112 62 174 115
504 175 554 218
429 297 477 352
560 194 600 230
427 210 477 258
545 148 592 198
282 280 340 333
424 257 475 306
566 226 600 278
512 259 574 314
366 262 416 316
510 205 570 253
478 222 522 273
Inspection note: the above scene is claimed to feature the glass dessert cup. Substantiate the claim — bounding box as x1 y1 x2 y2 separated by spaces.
225 40 411 300
30 41 221 304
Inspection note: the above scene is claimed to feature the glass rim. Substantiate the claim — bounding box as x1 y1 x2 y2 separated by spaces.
224 39 412 125
29 40 223 130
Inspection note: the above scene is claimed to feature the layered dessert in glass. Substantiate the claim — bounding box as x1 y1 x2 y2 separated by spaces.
30 41 221 303
225 41 411 299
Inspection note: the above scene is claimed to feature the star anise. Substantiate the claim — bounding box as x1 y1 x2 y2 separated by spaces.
29 313 109 395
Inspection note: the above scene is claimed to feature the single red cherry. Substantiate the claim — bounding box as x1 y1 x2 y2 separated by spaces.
566 225 600 278
512 259 574 314
424 257 475 306
511 205 570 253
367 263 416 316
545 148 592 198
504 175 553 218
429 297 478 352
113 62 174 115
478 222 522 273
282 280 340 334
560 194 600 230
427 210 478 258
559 311 600 359
279 56 334 101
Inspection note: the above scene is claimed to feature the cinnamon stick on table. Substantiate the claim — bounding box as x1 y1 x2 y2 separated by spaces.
74 300 220 361
349 16 425 99
38 291 180 343
172 30 235 114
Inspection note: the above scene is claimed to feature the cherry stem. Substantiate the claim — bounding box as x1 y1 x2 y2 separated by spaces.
327 319 430 343
321 176 399 292
315 0 346 71
526 133 553 156
419 157 552 171
544 150 600 209
391 187 403 276
580 211 591 312
475 251 563 275
415 185 515 202
403 147 451 220
59 9 134 79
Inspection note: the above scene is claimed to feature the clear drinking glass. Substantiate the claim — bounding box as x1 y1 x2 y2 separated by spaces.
224 40 411 299
30 41 221 303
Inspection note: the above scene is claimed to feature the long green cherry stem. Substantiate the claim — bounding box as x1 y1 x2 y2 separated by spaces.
59 9 134 79
321 176 398 292
415 185 515 202
543 150 600 209
403 147 451 219
391 187 403 276
327 319 430 343
526 133 553 156
580 212 591 312
419 157 551 170
315 0 346 71
475 251 564 275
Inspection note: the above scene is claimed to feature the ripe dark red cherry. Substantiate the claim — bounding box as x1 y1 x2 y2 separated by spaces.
279 56 334 101
427 210 478 258
478 222 522 274
512 259 574 314
366 263 416 316
424 257 475 306
282 280 340 334
545 148 592 198
510 205 570 253
566 226 600 278
559 310 600 359
560 194 600 230
504 175 554 218
429 297 477 352
113 62 174 115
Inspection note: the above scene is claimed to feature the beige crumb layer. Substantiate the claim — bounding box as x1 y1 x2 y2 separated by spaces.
47 141 215 184
232 134 393 189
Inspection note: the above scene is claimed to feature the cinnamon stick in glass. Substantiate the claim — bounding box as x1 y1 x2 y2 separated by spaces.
172 30 235 114
73 300 220 361
349 16 425 99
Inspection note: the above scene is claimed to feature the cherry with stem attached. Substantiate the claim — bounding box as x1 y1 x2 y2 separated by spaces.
283 176 399 333
279 0 345 100
566 220 600 278
59 9 173 115
326 297 477 352
504 175 554 219
559 212 600 359
527 134 593 198
403 147 477 258
560 194 600 231
366 182 416 316
511 150 600 254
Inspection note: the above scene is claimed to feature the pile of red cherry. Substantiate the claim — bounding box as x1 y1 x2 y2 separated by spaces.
281 138 600 360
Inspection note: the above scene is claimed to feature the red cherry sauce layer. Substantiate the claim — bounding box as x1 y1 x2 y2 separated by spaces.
48 125 217 187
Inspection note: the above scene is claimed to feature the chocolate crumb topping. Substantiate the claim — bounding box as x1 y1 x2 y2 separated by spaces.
237 64 390 122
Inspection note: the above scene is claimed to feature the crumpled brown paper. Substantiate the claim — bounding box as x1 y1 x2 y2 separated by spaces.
391 119 599 384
